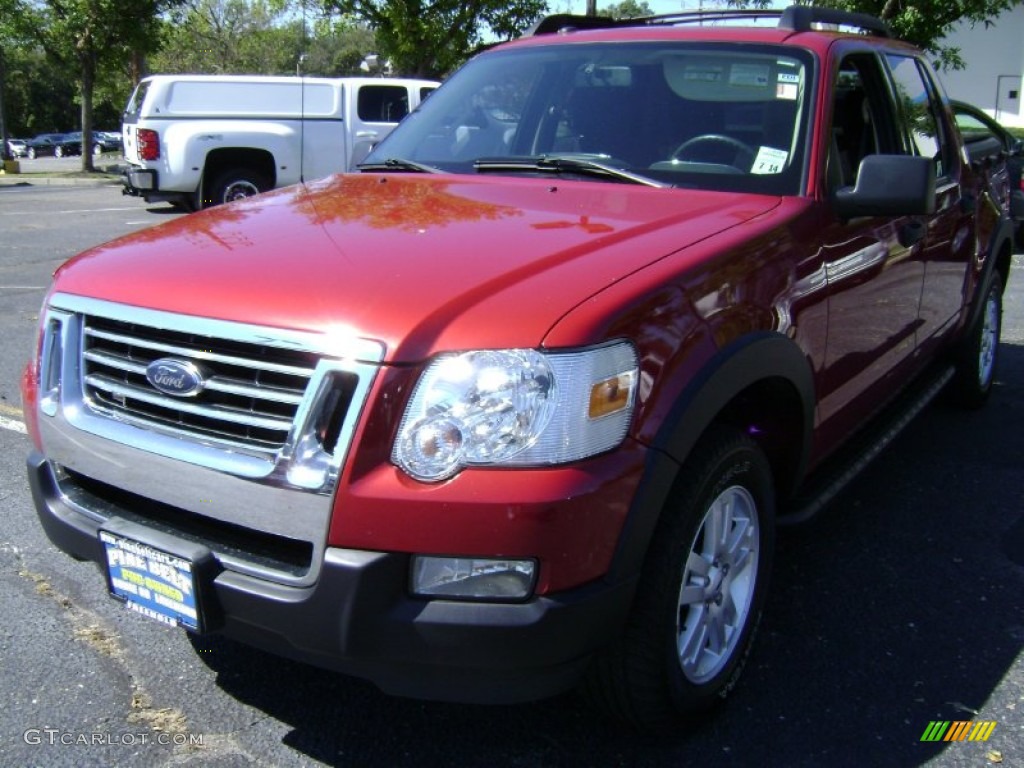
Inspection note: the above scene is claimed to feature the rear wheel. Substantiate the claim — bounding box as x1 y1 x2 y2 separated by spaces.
203 168 269 208
949 272 1003 409
583 426 775 731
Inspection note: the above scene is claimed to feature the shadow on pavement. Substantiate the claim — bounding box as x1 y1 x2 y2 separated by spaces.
189 344 1024 767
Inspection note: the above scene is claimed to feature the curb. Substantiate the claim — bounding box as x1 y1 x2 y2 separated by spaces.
0 160 125 187
0 174 122 187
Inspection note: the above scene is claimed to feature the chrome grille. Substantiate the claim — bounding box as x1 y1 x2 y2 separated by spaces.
81 315 320 452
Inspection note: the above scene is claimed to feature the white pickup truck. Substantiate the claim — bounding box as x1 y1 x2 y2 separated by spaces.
121 74 439 210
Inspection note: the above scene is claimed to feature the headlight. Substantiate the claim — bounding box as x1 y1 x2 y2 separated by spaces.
393 342 638 481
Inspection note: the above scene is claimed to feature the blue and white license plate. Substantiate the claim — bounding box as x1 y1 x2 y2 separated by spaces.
100 531 202 632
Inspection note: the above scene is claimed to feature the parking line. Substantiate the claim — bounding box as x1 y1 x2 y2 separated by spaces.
0 404 27 435
0 207 140 216
0 414 26 435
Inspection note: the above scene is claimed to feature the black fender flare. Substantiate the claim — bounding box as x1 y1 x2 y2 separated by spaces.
607 331 816 584
964 211 1013 334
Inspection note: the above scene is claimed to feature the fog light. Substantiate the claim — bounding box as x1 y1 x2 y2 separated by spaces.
411 556 536 600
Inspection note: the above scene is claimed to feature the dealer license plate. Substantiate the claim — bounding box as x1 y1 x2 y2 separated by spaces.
100 531 202 632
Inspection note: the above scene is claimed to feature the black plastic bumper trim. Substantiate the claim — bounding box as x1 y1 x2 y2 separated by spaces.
26 451 636 704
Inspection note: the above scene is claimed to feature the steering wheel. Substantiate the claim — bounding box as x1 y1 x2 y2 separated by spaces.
670 134 756 171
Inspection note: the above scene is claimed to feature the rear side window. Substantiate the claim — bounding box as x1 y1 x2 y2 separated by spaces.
885 55 953 179
357 85 410 123
124 81 152 121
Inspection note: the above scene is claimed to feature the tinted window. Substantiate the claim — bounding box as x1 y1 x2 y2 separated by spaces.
357 85 410 122
125 81 152 120
886 55 952 178
954 108 997 143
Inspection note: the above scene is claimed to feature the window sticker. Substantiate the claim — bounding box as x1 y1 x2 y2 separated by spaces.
752 146 788 175
776 71 800 100
776 83 798 100
729 63 771 88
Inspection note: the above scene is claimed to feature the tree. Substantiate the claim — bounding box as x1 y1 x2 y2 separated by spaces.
0 0 26 158
841 0 1020 69
151 0 377 77
600 0 653 19
316 0 548 79
153 0 303 75
735 0 1021 70
9 0 183 171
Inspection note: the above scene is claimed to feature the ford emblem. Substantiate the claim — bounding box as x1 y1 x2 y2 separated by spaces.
145 358 206 397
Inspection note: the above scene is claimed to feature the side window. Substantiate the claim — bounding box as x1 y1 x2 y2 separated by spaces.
124 81 151 120
955 112 992 140
885 54 953 179
828 55 895 189
357 85 410 123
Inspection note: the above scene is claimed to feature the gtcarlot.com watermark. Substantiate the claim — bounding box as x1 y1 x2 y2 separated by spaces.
24 728 203 747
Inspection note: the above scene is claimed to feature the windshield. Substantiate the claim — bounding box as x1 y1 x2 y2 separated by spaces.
365 41 814 195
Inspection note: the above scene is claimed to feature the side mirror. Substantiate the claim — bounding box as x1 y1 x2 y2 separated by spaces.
833 154 936 219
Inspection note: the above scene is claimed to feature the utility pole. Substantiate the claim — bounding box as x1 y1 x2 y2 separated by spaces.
0 50 8 161
586 0 597 15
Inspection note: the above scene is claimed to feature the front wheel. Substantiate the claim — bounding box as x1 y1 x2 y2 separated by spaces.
203 168 269 208
583 426 775 731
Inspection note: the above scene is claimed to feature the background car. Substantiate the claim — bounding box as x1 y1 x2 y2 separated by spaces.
952 99 1024 245
67 130 123 156
25 133 82 159
5 138 29 158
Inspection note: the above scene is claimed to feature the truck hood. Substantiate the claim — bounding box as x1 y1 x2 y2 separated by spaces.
54 173 781 362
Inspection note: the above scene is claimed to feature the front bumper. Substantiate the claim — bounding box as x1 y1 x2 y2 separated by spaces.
27 452 637 704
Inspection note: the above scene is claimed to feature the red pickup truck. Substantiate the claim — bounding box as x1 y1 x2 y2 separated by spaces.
22 6 1014 730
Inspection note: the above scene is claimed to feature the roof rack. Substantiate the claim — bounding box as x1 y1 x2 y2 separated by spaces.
527 5 892 39
779 6 891 37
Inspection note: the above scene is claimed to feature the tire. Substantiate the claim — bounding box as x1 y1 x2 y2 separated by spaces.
583 426 775 731
203 168 269 208
949 272 1003 409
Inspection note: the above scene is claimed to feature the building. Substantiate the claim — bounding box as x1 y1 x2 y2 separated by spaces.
938 4 1024 126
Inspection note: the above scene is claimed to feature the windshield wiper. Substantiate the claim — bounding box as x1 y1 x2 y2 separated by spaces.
358 157 442 174
473 155 667 188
